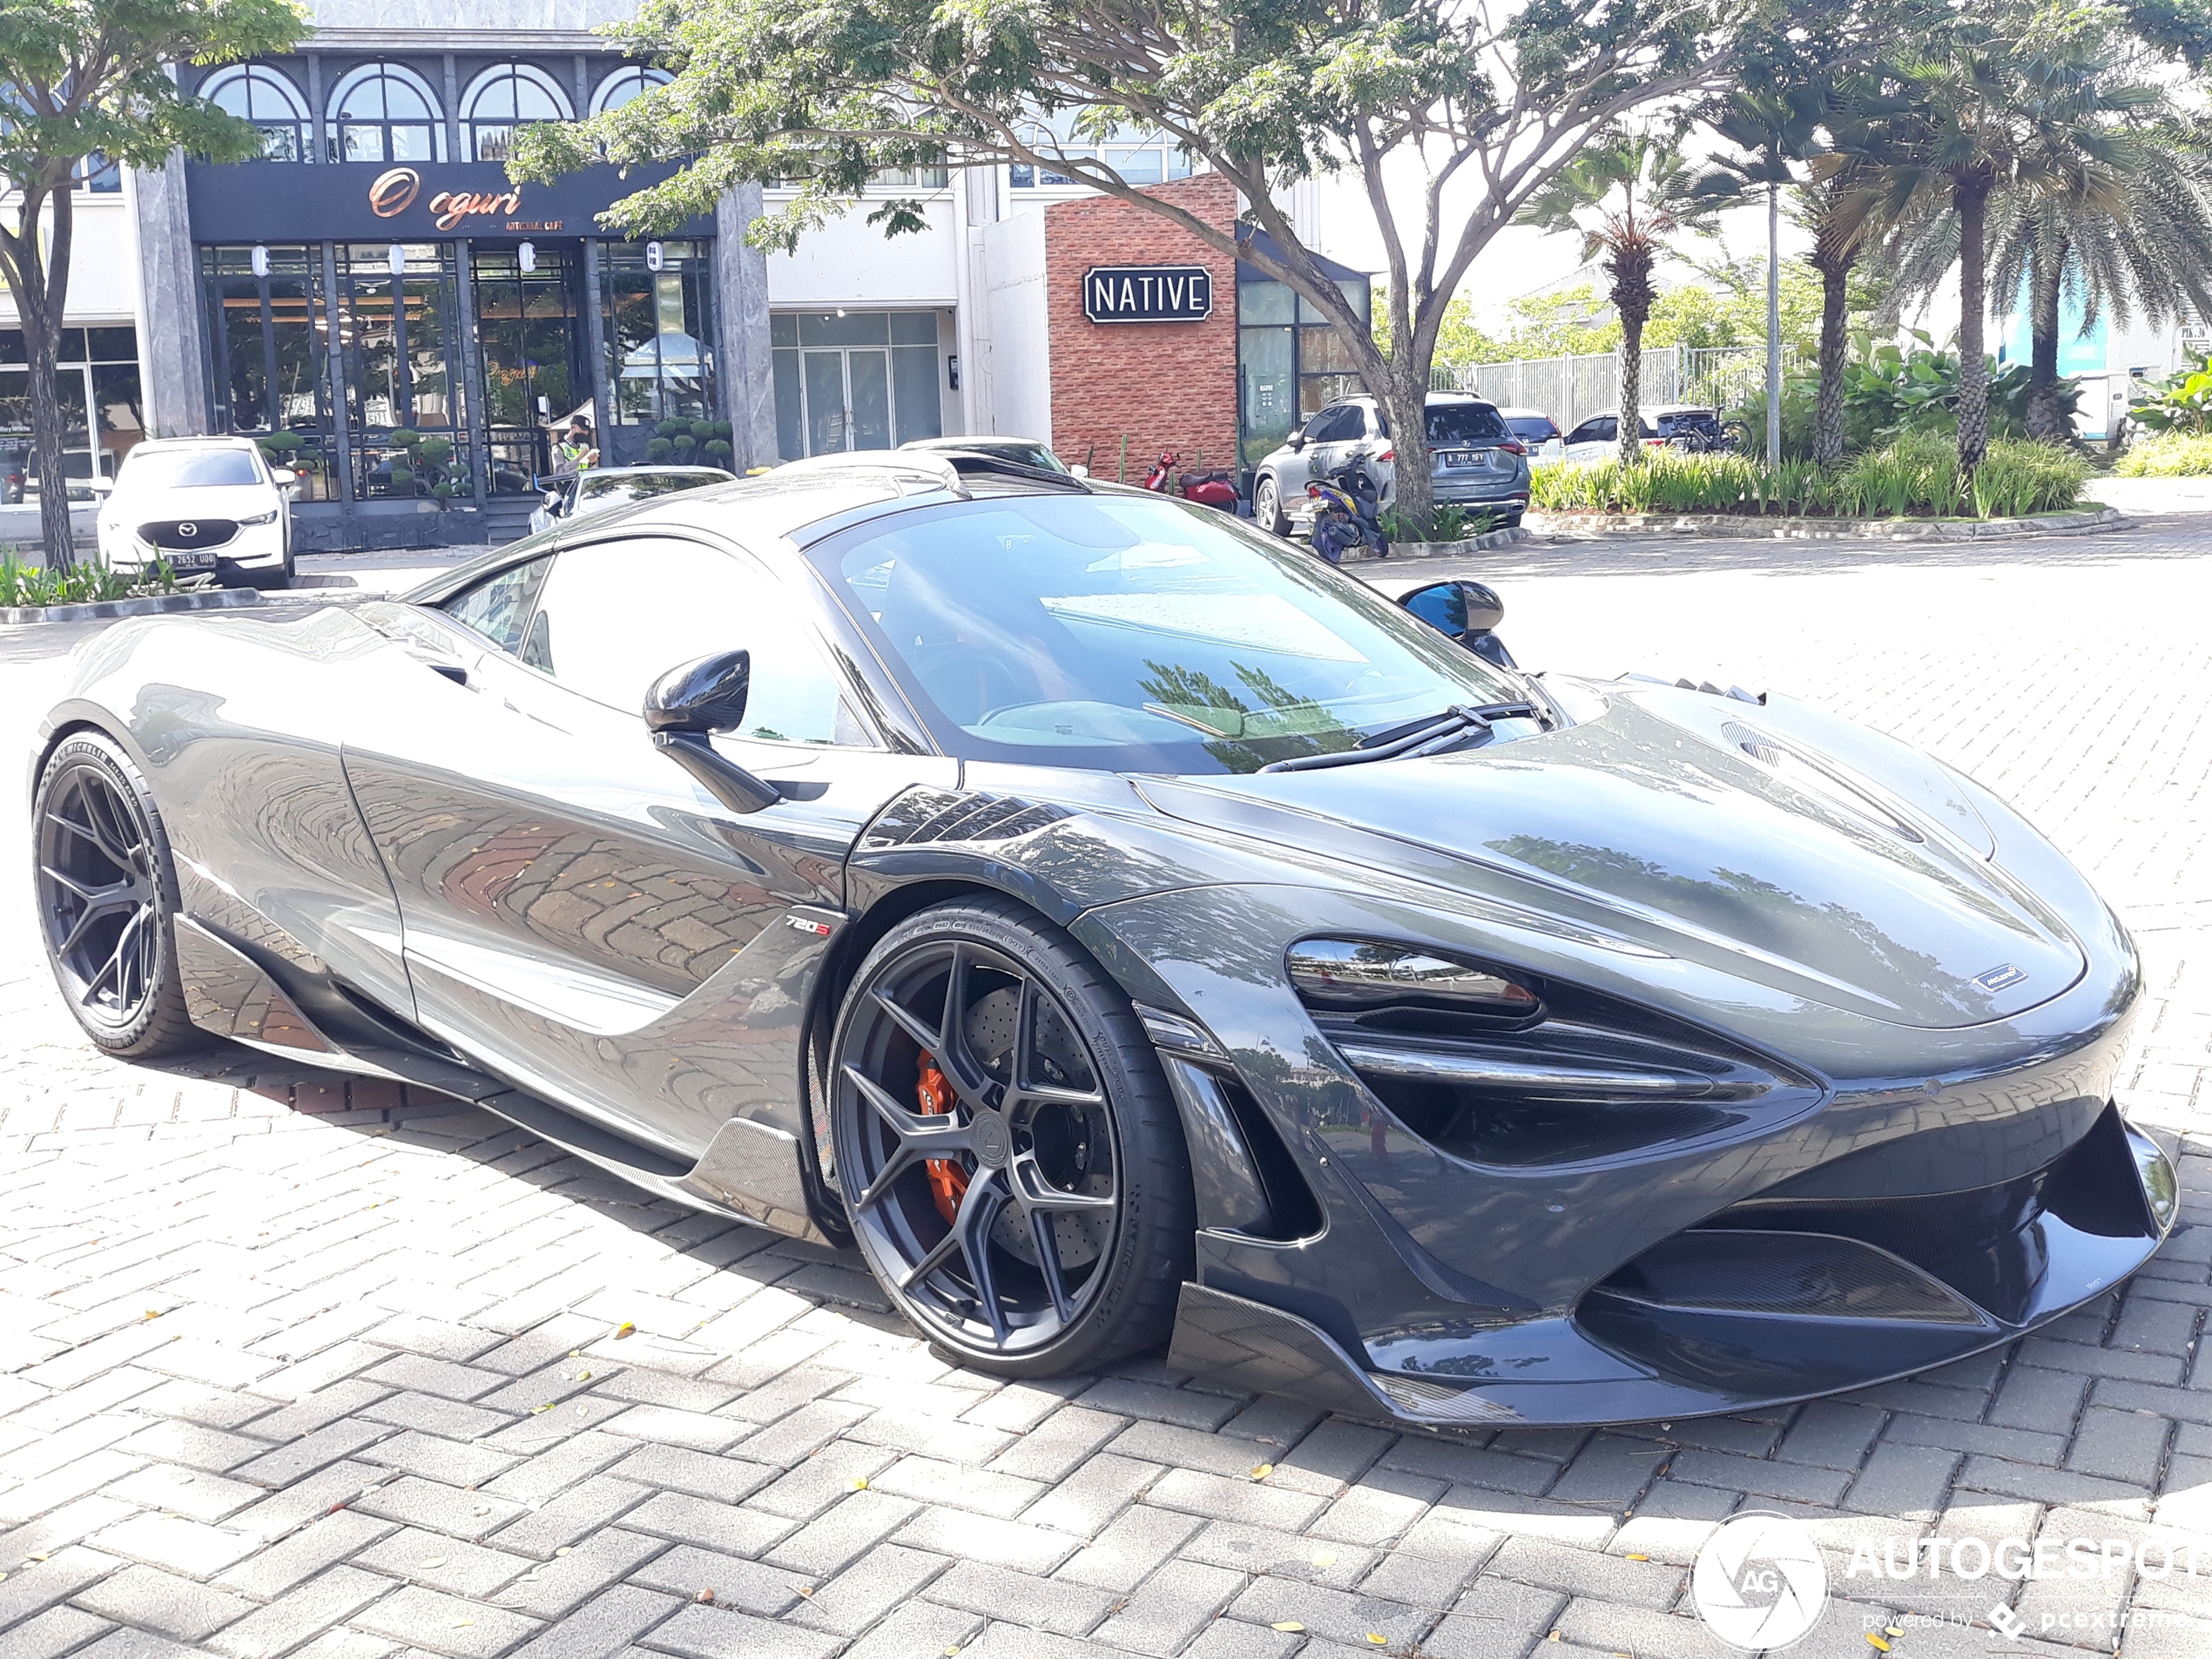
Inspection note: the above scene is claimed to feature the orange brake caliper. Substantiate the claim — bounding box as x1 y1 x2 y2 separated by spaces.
915 1052 970 1224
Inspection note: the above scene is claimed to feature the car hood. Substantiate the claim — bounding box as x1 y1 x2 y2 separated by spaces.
1139 691 2085 1029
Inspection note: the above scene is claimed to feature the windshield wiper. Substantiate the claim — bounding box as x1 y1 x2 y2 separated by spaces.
1258 702 1543 773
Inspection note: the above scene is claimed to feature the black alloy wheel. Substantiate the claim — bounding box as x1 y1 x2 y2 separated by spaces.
829 898 1191 1375
33 733 198 1057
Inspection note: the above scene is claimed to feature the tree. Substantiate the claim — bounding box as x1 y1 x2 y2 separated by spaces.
1516 133 1719 467
511 0 1832 530
1 0 305 568
1875 13 2140 477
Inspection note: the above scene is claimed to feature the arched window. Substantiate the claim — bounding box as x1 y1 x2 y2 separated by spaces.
202 64 310 162
590 65 672 116
462 64 574 163
327 62 445 165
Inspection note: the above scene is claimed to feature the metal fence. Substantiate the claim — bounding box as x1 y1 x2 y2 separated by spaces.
1433 346 1803 430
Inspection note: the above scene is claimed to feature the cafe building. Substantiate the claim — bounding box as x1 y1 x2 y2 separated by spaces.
101 1 1370 551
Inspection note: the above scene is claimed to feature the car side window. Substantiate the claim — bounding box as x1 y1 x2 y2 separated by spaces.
523 536 873 745
442 556 551 655
1305 406 1352 444
1572 416 1616 443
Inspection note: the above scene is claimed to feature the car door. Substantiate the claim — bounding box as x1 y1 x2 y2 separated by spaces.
343 530 955 1160
1562 415 1616 465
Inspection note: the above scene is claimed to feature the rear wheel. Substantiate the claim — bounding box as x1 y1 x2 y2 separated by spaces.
828 897 1192 1376
31 732 198 1058
1254 475 1288 536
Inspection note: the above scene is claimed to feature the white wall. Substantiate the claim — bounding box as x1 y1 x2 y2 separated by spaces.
979 209 1049 443
0 194 140 327
764 197 959 307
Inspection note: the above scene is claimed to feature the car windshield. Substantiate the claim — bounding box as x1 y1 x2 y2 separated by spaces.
123 449 260 490
816 493 1521 773
938 441 1068 473
1506 416 1556 442
579 472 725 506
1426 405 1510 444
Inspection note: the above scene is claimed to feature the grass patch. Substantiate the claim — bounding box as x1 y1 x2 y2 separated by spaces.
2113 433 2212 477
2 550 185 608
1530 435 2090 520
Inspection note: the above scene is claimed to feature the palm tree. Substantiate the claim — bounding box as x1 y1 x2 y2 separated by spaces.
1990 122 2212 440
1878 24 2140 475
1519 135 1719 469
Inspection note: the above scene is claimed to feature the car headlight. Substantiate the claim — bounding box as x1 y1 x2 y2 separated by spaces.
1286 939 1538 1014
239 509 280 526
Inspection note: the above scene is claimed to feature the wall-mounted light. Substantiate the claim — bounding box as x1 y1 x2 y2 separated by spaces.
518 241 536 274
250 244 270 278
644 240 664 272
948 354 960 391
388 244 406 276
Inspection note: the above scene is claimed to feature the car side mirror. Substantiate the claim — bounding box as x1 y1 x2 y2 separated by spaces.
543 489 563 513
1069 463 1089 477
1285 428 1306 452
644 651 781 813
271 467 296 485
1399 580 1516 668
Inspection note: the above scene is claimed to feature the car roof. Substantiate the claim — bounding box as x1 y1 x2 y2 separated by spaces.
404 453 1096 606
901 435 1052 449
571 465 735 482
125 435 260 454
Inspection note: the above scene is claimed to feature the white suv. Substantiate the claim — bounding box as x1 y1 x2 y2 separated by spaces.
98 436 295 589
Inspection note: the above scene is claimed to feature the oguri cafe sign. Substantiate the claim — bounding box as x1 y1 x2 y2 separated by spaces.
369 167 552 233
1082 265 1213 324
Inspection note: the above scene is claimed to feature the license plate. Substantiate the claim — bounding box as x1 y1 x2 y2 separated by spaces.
1439 450 1475 468
165 552 215 572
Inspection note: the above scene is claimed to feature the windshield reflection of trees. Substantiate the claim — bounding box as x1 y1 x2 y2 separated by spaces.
1135 660 1363 773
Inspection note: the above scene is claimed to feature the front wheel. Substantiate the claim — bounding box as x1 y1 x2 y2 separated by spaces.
827 897 1192 1376
32 732 199 1058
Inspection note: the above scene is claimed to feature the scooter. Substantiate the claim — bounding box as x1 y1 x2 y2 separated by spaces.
1306 464 1388 564
1141 450 1242 512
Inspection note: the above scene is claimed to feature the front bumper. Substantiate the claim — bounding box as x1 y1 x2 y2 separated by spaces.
1170 1104 2175 1429
105 522 285 584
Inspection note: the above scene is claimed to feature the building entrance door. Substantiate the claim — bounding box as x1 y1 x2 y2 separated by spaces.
472 246 585 492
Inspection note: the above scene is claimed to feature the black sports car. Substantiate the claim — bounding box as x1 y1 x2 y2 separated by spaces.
30 451 2174 1429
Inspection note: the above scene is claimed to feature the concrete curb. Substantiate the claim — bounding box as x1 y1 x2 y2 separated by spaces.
1523 506 2125 542
0 587 266 626
1337 525 1533 563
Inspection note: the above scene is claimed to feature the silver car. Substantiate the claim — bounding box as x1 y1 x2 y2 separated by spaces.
530 465 736 537
1251 394 1531 536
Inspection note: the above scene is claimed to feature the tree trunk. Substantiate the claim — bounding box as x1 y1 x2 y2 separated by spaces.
1954 173 1991 480
0 183 79 570
1611 245 1656 469
1377 355 1434 533
2026 235 2066 443
1812 254 1851 470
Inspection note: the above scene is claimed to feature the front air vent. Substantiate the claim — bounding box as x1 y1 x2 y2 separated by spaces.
1718 720 1924 843
1318 976 1817 1170
1590 1229 1985 1325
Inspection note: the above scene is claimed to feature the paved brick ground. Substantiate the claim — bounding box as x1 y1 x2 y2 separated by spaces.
3 512 2212 1658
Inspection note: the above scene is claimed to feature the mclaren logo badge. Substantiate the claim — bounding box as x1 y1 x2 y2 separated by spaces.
1973 963 2028 992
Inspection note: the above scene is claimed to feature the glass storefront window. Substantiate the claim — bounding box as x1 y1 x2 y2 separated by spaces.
1237 274 1373 476
770 310 942 459
336 243 468 498
600 241 717 430
0 325 144 500
474 245 583 490
202 65 312 162
199 246 341 500
462 64 573 164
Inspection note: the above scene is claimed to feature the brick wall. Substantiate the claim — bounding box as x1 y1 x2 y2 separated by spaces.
1043 173 1239 482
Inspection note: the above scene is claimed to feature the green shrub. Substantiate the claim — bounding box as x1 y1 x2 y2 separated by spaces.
655 419 688 439
1 549 179 607
644 437 675 461
702 439 734 462
2114 432 2212 475
1531 435 2086 520
2126 356 2212 435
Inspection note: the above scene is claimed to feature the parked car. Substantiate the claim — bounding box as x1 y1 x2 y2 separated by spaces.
1251 394 1530 536
30 447 2171 1427
1496 407 1562 447
96 435 295 589
1560 405 1730 463
530 465 736 537
900 435 1082 475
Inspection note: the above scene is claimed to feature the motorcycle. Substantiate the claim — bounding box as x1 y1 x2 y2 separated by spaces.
1306 463 1388 564
1141 449 1241 512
